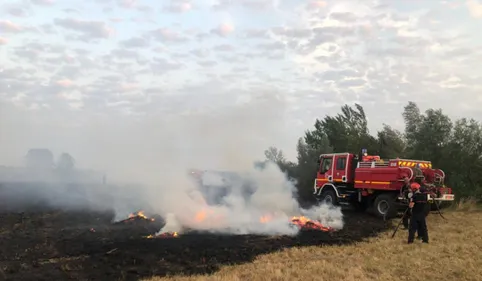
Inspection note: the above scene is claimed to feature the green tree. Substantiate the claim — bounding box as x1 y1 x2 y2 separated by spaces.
402 101 423 152
264 146 286 164
377 124 406 159
402 102 453 165
57 152 75 170
401 101 481 200
261 147 297 178
442 118 482 199
306 104 377 154
416 109 453 163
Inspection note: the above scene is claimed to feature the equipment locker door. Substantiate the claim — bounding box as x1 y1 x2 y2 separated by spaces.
334 155 348 183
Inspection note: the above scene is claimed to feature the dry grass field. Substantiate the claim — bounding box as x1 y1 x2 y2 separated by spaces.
146 201 482 281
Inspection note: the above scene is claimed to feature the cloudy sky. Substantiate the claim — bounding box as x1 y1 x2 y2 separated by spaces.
1 0 482 169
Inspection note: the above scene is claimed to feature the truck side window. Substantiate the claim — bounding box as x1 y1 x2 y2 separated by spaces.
320 158 332 173
336 157 346 170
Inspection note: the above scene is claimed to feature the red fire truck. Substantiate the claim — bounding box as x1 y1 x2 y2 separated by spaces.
313 150 455 218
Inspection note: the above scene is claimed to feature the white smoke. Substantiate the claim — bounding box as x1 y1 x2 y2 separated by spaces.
300 204 345 230
148 161 344 236
0 93 344 236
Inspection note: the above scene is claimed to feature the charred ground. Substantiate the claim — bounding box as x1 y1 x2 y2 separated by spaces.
0 205 390 281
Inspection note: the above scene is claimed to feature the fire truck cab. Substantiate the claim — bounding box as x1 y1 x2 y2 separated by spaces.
313 149 455 218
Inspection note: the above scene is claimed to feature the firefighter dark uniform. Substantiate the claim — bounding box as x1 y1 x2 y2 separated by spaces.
408 182 429 244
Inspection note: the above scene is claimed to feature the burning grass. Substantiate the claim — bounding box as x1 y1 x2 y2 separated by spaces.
135 207 336 239
127 211 155 222
290 216 334 232
143 214 334 239
144 208 482 281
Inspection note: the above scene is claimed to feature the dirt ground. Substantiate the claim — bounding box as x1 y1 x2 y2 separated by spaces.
0 206 390 281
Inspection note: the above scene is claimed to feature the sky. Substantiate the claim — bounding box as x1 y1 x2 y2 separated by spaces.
1 0 482 170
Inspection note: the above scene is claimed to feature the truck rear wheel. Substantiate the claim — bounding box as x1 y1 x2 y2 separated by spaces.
318 188 338 206
372 194 397 219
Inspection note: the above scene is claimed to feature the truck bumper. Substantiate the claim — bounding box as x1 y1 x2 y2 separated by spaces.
398 194 455 203
428 194 455 202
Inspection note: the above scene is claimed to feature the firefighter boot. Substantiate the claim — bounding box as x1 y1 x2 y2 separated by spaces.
407 219 417 244
419 218 429 243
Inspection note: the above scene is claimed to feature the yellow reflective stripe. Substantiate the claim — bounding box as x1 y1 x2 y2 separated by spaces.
398 161 432 168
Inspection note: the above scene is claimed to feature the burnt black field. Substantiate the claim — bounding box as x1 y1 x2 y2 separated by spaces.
0 205 390 281
0 178 391 280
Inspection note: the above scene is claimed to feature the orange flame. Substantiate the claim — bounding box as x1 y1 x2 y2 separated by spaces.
259 214 273 223
193 208 225 224
291 216 333 232
128 211 155 221
145 232 179 239
259 214 333 232
195 210 208 222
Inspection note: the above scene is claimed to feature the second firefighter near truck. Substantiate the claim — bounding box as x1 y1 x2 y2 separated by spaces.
407 182 429 244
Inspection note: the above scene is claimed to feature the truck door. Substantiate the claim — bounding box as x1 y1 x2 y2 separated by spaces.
334 154 348 183
318 156 334 183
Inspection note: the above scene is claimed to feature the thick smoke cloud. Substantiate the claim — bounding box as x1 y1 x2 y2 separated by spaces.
151 162 344 236
0 94 344 235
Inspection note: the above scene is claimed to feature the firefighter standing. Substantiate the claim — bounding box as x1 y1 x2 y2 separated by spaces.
408 182 429 244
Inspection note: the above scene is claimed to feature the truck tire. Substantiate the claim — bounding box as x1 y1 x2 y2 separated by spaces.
318 188 338 206
373 194 397 219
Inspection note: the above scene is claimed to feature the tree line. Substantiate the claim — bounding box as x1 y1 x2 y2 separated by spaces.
24 149 75 170
262 101 482 204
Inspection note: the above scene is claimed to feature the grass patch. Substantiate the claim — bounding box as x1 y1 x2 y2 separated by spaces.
451 197 482 212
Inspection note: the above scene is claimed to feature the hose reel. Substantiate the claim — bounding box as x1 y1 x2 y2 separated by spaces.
410 166 425 181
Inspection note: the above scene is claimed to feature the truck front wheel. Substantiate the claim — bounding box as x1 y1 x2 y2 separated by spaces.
372 194 397 219
318 188 338 206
